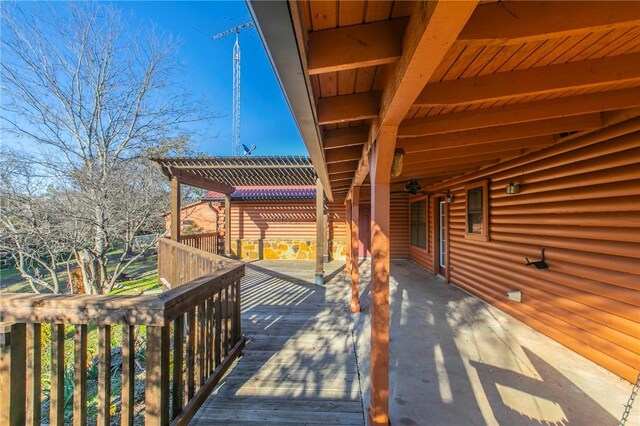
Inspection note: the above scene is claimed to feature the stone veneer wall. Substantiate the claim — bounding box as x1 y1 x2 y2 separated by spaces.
232 239 346 261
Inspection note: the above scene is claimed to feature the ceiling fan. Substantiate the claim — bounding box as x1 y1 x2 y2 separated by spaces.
392 179 454 201
392 179 426 195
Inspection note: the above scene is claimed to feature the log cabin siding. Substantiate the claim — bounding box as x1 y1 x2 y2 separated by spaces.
416 124 640 382
229 202 346 241
390 193 410 258
231 202 316 239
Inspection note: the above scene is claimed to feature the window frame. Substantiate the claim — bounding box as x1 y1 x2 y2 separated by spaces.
409 196 428 249
464 180 489 241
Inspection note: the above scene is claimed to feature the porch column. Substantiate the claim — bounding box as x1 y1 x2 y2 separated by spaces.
224 194 231 257
345 200 352 274
170 176 181 242
315 177 325 285
368 127 396 426
350 186 361 313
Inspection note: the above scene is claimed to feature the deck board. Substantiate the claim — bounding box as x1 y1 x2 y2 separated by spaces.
191 261 365 425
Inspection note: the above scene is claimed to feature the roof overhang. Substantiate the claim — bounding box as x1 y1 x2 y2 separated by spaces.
247 0 333 202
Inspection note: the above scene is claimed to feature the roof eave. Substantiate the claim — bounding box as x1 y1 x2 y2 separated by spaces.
247 0 334 202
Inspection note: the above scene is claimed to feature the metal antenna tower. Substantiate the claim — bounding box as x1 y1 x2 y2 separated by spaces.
212 21 254 156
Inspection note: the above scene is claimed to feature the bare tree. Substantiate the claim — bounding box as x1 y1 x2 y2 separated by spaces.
1 3 210 294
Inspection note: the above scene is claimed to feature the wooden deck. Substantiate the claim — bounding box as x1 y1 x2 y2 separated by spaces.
191 261 365 425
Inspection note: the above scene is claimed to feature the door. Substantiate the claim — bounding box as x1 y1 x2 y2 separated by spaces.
358 206 371 258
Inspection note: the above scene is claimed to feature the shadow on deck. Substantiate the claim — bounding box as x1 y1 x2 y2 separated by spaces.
191 260 365 425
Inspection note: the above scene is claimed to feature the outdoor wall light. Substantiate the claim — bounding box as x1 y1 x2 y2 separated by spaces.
506 181 520 194
446 194 455 203
391 148 405 177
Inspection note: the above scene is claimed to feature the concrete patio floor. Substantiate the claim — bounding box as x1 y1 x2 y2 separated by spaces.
351 259 639 426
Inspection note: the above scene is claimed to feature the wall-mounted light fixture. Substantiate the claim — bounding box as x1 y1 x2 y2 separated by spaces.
506 182 520 194
446 194 455 204
391 148 405 177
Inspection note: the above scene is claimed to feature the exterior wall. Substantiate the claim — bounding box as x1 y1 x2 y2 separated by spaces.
227 201 346 260
390 193 410 258
164 201 220 234
410 125 639 382
357 191 410 259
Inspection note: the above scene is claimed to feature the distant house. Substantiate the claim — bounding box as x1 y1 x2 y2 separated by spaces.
165 185 347 261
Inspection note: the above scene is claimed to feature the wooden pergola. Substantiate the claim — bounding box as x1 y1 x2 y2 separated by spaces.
153 156 328 283
248 1 640 424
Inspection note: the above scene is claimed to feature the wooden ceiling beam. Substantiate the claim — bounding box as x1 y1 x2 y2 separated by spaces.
458 1 640 47
399 114 601 153
325 145 363 164
414 53 640 107
317 92 381 125
307 18 407 74
401 156 514 174
328 161 358 175
400 88 640 137
171 170 234 194
349 1 479 193
402 137 554 164
394 166 483 182
329 171 356 181
323 127 369 149
404 149 528 168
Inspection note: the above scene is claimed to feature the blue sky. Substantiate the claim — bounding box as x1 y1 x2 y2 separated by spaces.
112 1 306 156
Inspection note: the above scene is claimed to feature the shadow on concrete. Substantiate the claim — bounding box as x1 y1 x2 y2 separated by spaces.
352 259 623 426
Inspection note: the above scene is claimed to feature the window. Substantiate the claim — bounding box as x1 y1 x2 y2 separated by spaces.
465 180 489 241
410 199 427 249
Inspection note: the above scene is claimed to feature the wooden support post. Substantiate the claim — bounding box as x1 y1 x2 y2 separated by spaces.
170 175 181 242
350 186 361 313
0 323 26 426
345 201 352 273
368 127 396 426
315 177 325 285
224 194 231 257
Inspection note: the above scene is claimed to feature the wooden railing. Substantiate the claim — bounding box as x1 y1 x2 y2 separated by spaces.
180 232 222 255
0 238 244 425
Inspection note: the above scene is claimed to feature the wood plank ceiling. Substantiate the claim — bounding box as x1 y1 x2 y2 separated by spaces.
290 0 640 202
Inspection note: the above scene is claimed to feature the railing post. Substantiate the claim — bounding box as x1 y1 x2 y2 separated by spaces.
50 324 65 426
146 325 170 425
0 323 26 426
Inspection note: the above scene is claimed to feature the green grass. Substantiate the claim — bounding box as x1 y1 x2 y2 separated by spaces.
111 273 160 295
0 251 159 294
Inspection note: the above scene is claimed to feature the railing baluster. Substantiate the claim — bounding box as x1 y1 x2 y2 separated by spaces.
121 325 135 426
73 325 87 426
97 325 111 426
26 323 41 426
197 301 205 386
185 308 196 401
206 297 214 375
215 290 222 366
225 285 230 356
50 323 65 426
145 325 170 426
172 316 184 420
0 323 26 426
235 279 242 345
